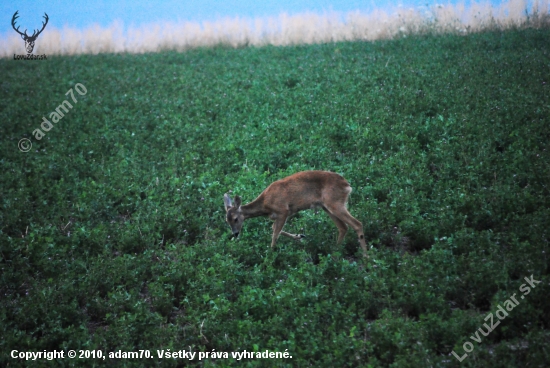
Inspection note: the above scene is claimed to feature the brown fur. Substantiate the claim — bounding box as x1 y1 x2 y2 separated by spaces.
223 170 368 257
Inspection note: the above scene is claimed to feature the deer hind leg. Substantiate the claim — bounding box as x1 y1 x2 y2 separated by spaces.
324 204 368 257
324 209 348 244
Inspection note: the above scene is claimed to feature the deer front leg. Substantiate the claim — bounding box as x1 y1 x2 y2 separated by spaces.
279 230 306 240
272 218 305 242
270 215 288 248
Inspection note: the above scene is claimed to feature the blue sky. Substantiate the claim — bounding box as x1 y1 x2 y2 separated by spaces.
0 0 513 36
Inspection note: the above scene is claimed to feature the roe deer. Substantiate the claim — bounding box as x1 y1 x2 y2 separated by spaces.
223 170 368 257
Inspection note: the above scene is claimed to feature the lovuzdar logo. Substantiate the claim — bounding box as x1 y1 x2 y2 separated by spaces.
12 10 48 60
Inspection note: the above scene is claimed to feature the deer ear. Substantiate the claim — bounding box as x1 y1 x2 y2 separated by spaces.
223 193 233 211
234 196 242 208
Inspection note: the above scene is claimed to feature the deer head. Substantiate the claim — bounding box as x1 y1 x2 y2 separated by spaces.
12 11 49 54
223 194 244 238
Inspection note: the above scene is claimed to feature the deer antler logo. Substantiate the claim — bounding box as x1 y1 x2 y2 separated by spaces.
11 10 49 55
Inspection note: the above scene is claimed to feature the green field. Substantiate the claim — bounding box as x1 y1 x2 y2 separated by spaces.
1 28 549 366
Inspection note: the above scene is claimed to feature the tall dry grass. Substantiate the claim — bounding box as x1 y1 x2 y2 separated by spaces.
1 0 549 57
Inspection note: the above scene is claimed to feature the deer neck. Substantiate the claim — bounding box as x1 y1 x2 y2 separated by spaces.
241 194 269 219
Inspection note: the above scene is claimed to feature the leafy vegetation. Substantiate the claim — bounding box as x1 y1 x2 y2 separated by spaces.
1 28 549 366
